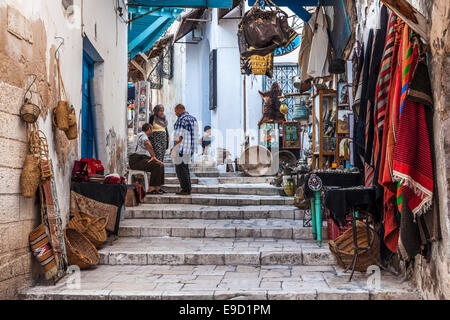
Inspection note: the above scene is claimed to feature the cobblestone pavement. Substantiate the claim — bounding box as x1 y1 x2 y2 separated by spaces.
20 265 419 300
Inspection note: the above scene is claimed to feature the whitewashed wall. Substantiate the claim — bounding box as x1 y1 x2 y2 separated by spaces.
0 0 127 297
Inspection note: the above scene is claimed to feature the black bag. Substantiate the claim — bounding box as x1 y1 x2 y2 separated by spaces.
238 0 298 58
329 58 346 74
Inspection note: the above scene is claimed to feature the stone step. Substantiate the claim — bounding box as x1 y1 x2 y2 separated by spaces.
162 184 281 196
164 177 199 185
125 204 304 220
143 193 294 206
19 265 419 300
164 176 276 184
97 238 335 266
118 219 327 240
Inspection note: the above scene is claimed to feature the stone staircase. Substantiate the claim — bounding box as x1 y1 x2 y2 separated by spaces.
19 157 420 300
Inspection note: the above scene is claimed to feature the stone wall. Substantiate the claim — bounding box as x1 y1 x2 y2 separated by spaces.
411 0 450 300
0 0 128 299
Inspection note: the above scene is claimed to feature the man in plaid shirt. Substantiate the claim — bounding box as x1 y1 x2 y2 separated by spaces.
171 104 199 195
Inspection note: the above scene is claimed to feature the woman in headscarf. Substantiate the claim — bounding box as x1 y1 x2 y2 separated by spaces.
149 104 169 163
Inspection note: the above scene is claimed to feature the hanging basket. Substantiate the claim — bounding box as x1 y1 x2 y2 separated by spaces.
67 212 108 248
53 101 70 131
328 221 381 272
64 228 100 270
20 102 41 124
21 154 41 198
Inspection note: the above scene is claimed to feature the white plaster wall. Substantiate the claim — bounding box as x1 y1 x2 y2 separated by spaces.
0 0 127 222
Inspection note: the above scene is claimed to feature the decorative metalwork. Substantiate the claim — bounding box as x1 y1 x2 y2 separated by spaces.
264 64 300 121
149 61 163 89
161 46 174 79
303 209 312 227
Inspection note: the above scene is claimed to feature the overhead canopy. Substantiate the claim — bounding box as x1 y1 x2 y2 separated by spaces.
173 9 207 43
218 0 241 19
128 0 234 8
128 4 183 59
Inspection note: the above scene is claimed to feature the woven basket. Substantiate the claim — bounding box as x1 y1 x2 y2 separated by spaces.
20 102 41 124
67 212 108 248
21 154 41 198
328 221 381 272
65 123 78 140
54 101 70 131
64 228 100 269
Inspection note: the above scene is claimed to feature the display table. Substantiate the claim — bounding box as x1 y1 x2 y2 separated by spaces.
303 171 363 247
70 182 127 235
324 186 381 281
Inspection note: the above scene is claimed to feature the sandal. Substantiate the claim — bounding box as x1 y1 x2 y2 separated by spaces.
158 189 167 194
146 190 160 195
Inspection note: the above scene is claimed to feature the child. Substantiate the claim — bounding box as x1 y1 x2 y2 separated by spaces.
200 126 212 155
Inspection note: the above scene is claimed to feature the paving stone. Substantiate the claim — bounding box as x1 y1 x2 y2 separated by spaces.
260 228 293 239
261 252 303 265
259 281 282 289
214 290 267 300
147 253 185 265
302 247 337 266
172 227 205 238
267 290 317 300
141 227 172 237
317 288 370 300
205 228 236 238
109 291 163 300
162 290 215 300
108 252 147 265
185 253 225 265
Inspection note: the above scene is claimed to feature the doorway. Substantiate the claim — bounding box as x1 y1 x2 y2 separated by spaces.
81 52 96 159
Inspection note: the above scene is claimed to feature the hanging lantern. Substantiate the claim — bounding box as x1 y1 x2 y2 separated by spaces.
293 94 310 122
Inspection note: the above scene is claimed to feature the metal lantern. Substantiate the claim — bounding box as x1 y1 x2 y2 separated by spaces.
293 94 310 122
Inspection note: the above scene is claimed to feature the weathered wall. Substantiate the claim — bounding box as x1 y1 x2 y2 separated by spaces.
412 0 450 300
0 0 127 299
354 0 449 300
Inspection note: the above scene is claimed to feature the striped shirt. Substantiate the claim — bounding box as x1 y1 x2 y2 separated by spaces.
173 112 199 156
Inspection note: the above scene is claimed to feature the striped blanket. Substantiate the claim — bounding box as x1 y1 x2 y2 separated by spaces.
393 36 434 217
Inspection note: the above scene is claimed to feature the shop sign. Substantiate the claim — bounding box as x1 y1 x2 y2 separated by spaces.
274 36 301 57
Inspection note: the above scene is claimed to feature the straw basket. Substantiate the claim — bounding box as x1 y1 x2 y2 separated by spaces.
328 221 381 272
238 145 273 177
65 123 78 140
21 154 41 198
67 212 108 248
20 102 41 124
53 101 70 131
64 228 100 269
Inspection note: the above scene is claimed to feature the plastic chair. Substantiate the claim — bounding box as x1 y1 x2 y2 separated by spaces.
127 170 149 191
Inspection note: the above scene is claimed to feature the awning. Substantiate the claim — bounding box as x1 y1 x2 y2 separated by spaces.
218 0 240 19
128 3 183 59
173 9 206 43
127 0 233 8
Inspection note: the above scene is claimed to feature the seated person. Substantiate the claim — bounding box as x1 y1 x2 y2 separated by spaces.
128 123 165 195
200 125 212 155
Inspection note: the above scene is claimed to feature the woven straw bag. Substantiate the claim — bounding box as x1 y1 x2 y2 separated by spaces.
64 107 78 140
53 57 70 131
67 212 108 248
328 221 381 272
64 228 100 270
29 188 58 280
21 154 41 198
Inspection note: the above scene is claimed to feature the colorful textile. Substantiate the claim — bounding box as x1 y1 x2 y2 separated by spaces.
173 112 199 157
391 29 433 217
373 12 397 170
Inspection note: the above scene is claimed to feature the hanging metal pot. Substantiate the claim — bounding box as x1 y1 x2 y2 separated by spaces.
292 94 310 122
